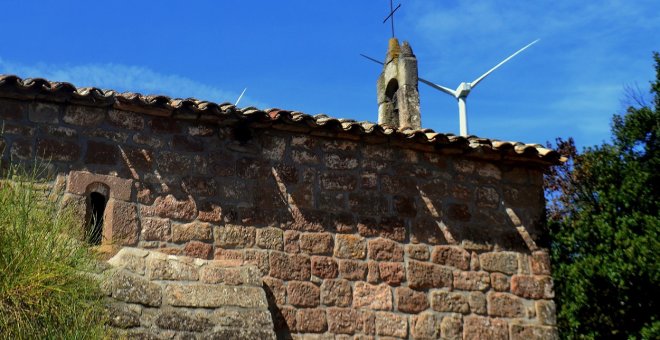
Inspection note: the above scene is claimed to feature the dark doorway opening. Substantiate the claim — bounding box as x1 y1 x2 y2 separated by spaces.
88 192 107 245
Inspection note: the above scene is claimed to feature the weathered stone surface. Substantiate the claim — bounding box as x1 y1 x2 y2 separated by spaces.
334 234 367 259
367 261 380 283
106 303 141 329
263 276 286 305
406 244 430 261
296 309 327 333
480 251 519 274
511 275 554 299
320 279 352 307
206 328 277 340
375 312 407 338
141 217 171 242
108 109 145 130
171 222 212 243
28 102 59 123
243 249 270 276
106 270 161 307
85 141 117 165
215 225 256 248
510 324 559 340
378 262 405 286
396 287 429 314
453 271 490 291
212 309 274 328
66 171 133 201
287 281 320 307
491 272 511 291
368 238 404 261
531 250 552 275
468 291 487 315
300 232 334 255
63 105 105 126
256 227 284 250
487 292 526 318
430 290 470 314
463 316 508 340
353 282 392 310
36 138 81 161
311 256 338 279
199 264 261 286
410 312 440 339
155 310 213 332
269 252 310 281
440 316 463 340
104 200 140 245
327 308 359 334
152 195 197 221
536 300 557 325
407 260 453 290
338 260 368 281
107 247 148 275
146 254 198 281
431 246 470 270
164 283 267 308
284 230 300 253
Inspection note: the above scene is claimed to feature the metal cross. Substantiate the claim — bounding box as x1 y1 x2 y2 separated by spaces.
383 0 402 38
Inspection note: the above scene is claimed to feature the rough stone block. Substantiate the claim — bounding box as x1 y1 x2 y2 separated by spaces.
463 316 508 340
66 171 133 201
511 275 554 299
338 260 368 281
396 287 429 314
431 246 470 270
510 324 559 340
215 225 256 249
171 222 212 243
375 312 407 338
284 230 301 253
311 256 338 279
407 260 452 290
430 290 470 314
256 227 284 250
300 232 334 255
155 310 213 332
480 251 519 274
410 312 441 339
353 282 392 311
406 244 430 261
164 283 267 308
367 238 404 261
107 270 161 307
141 217 171 242
212 309 274 329
531 251 552 275
152 195 198 221
106 303 141 329
296 309 327 333
320 279 352 307
320 172 357 191
36 138 81 161
146 254 198 281
487 292 526 318
491 272 511 292
28 102 59 123
453 271 490 291
107 247 148 275
334 234 367 259
287 281 320 307
269 252 310 281
199 264 261 286
469 291 487 315
536 300 557 325
327 308 359 334
63 105 105 126
378 262 405 286
85 141 118 165
440 316 463 340
103 200 140 246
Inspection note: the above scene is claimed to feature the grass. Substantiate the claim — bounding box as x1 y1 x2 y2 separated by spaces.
0 161 107 339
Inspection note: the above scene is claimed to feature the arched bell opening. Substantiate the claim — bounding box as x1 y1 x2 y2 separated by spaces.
385 79 400 125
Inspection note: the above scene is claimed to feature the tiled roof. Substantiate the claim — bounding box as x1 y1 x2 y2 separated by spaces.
0 75 562 165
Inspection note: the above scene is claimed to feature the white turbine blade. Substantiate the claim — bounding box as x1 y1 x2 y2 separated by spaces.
235 88 247 106
360 53 384 66
470 39 540 88
419 78 457 97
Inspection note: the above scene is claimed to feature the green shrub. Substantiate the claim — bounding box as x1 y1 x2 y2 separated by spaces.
0 162 107 339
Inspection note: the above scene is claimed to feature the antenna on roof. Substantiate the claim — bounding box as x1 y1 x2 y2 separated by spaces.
235 88 247 106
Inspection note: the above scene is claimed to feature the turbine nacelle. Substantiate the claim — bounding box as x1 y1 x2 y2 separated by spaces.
456 82 472 98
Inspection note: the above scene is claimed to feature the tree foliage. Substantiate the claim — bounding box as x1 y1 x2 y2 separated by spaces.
545 53 660 339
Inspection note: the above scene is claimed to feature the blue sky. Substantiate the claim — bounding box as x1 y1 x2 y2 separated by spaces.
1 0 658 149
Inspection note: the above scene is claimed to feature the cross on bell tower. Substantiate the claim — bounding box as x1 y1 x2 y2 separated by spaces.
375 1 422 129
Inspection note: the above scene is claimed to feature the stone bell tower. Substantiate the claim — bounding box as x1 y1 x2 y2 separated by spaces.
377 38 421 129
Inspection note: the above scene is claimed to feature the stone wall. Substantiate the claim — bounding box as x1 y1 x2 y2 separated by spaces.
103 247 276 339
0 97 557 339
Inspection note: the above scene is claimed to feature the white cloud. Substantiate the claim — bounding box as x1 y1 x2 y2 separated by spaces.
0 58 266 108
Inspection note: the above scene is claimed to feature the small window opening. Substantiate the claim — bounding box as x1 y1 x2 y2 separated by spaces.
88 192 107 245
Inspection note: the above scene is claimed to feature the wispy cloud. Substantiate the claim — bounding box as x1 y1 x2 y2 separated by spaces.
0 58 266 108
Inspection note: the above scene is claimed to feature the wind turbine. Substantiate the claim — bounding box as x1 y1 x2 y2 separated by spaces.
361 39 539 136
420 39 539 136
235 88 247 106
